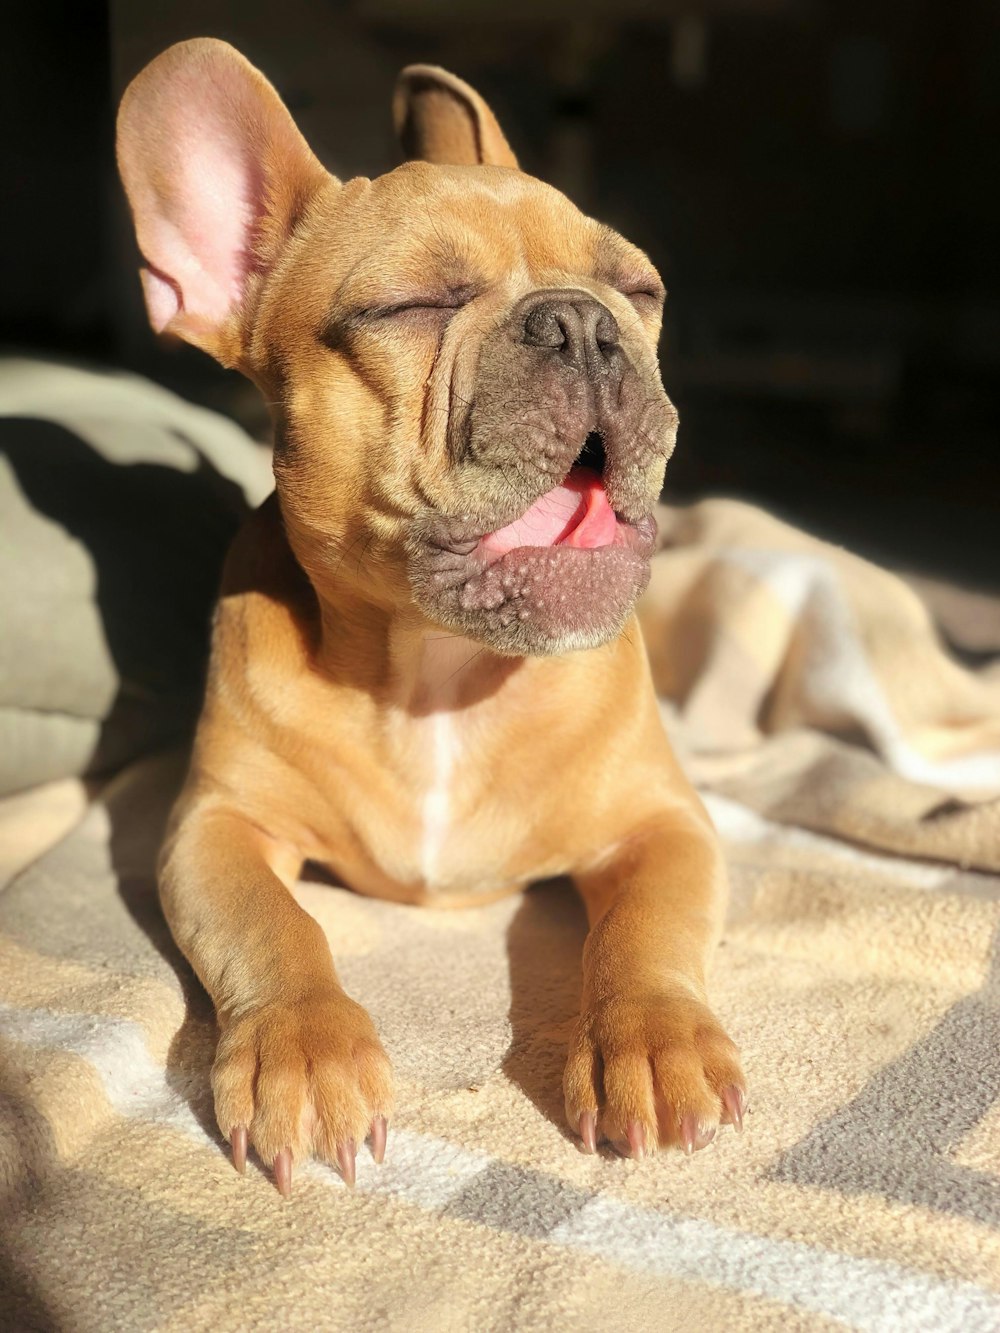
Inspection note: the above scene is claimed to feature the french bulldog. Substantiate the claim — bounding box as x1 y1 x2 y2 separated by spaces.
116 38 746 1196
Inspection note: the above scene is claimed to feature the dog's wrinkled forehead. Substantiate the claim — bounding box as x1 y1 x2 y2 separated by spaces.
355 164 596 275
272 162 653 337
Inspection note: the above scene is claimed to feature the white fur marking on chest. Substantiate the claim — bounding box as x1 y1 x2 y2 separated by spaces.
420 711 458 883
411 635 482 886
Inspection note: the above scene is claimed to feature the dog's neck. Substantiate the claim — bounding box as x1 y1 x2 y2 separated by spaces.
399 632 521 716
311 584 526 715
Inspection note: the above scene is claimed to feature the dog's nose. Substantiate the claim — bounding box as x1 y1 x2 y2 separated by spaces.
521 291 620 371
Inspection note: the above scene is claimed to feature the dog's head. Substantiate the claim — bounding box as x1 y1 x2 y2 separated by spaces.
117 40 677 655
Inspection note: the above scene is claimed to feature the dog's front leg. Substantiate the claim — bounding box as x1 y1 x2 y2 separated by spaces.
159 804 392 1194
565 805 746 1157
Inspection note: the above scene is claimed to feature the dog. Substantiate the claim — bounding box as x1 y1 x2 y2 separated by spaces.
116 38 746 1197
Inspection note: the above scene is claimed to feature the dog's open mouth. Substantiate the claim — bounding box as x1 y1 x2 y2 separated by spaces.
412 434 658 655
478 465 619 564
476 434 647 567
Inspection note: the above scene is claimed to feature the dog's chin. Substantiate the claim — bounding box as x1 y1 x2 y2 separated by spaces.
410 517 657 657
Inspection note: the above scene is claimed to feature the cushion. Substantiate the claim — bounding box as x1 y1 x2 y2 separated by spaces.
0 357 272 796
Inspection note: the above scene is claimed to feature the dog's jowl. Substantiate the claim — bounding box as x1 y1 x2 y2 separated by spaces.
117 39 746 1196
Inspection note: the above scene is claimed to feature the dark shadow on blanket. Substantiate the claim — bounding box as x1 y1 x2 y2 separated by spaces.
0 1087 64 1331
768 921 1000 1227
502 879 590 1142
102 749 223 1151
0 414 248 785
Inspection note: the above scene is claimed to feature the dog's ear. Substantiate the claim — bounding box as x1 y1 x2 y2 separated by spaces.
393 66 519 170
116 39 329 364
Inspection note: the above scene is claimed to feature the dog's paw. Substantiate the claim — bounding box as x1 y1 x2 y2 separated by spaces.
211 991 393 1195
563 991 746 1158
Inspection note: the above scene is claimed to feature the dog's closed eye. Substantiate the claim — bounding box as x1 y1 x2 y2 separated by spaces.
620 280 666 314
324 286 479 347
369 285 479 323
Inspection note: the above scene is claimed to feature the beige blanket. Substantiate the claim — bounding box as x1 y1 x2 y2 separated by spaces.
2 499 999 1332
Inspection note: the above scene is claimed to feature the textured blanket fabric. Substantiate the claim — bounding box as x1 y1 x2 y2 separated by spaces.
2 498 999 1328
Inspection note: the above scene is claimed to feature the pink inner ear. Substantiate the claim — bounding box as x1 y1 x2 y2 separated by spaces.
139 267 181 333
127 76 264 335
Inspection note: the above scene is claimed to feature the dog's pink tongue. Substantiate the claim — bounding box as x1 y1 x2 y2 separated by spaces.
480 467 617 563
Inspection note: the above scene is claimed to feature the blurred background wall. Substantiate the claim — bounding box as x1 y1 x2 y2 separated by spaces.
3 0 998 592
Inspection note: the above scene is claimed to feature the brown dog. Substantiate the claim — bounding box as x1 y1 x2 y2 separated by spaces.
116 39 746 1197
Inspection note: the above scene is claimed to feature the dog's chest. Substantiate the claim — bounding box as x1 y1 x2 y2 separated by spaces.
350 641 543 899
348 704 517 899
